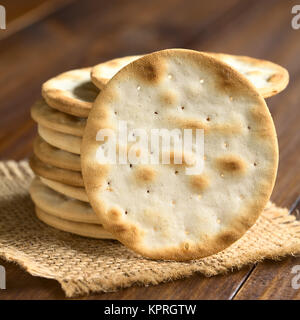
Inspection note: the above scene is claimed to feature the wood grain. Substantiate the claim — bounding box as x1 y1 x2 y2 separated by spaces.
0 0 299 299
233 199 300 300
0 0 76 40
233 257 300 300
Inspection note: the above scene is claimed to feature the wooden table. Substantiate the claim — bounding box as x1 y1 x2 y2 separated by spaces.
0 0 299 300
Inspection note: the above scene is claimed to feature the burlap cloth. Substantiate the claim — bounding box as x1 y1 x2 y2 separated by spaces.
0 160 299 297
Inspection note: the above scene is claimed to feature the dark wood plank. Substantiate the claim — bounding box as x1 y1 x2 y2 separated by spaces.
233 198 300 300
0 259 65 300
0 0 76 40
234 257 300 300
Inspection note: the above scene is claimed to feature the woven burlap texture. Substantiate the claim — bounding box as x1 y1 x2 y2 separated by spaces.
0 161 299 297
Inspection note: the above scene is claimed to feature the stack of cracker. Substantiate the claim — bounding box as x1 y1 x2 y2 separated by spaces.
29 50 289 261
30 56 142 239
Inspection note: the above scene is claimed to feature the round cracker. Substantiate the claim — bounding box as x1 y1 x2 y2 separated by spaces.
34 136 81 172
91 53 288 98
40 177 88 202
38 125 82 155
29 155 84 187
35 206 115 239
82 49 278 261
208 52 289 98
91 55 142 89
42 68 99 118
30 178 99 224
31 99 86 137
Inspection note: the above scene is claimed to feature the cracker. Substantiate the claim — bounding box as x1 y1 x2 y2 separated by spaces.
91 55 142 89
38 125 82 155
30 178 100 224
29 155 84 187
34 136 81 172
40 177 88 202
208 52 289 98
35 207 115 239
82 49 278 261
42 68 99 118
31 99 86 137
91 53 288 98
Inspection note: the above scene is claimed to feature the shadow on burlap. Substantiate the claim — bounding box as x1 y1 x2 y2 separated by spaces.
0 161 299 297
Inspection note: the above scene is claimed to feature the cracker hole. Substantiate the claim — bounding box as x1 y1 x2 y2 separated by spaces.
125 210 128 215
154 111 158 115
114 111 117 115
147 190 150 194
206 117 211 122
253 162 257 166
130 164 133 168
247 125 251 130
175 170 179 175
181 106 185 110
106 184 113 191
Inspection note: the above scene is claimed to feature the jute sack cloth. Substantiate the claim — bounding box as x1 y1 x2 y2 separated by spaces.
0 160 299 297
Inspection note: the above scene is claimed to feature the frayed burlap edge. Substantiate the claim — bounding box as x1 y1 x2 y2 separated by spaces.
0 161 299 298
60 251 300 298
60 206 300 297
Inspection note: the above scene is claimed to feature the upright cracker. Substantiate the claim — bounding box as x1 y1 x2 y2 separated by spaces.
91 55 142 89
34 136 81 172
42 68 99 118
40 177 88 202
35 207 115 239
29 155 84 187
38 125 82 155
31 99 86 137
82 49 278 261
91 53 289 98
30 178 100 224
